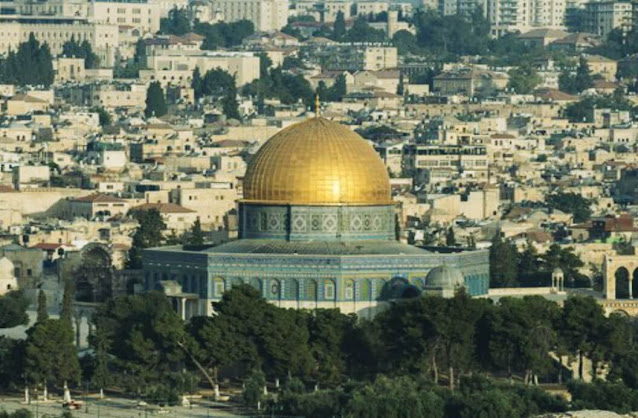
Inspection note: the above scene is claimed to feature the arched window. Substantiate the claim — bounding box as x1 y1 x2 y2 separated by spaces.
213 277 224 297
324 279 336 300
345 280 354 300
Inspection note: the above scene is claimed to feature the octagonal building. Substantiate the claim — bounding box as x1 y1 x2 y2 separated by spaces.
143 117 490 318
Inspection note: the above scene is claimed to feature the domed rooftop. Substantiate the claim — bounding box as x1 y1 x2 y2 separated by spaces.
425 265 465 291
242 118 392 206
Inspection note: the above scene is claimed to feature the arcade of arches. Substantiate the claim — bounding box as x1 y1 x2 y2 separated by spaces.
603 254 638 300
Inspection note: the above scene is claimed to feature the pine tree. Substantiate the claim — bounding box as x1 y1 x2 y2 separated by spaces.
60 278 74 328
574 56 593 93
333 11 346 41
189 219 205 246
36 289 48 323
221 88 241 120
145 81 167 117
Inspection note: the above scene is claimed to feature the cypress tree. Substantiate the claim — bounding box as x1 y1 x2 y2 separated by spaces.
36 289 48 323
145 81 167 117
192 67 203 99
189 219 205 246
60 278 74 328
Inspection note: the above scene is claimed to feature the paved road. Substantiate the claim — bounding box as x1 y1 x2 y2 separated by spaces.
0 396 246 417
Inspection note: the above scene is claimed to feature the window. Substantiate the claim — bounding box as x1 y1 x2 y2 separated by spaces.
214 279 224 296
345 281 354 300
324 281 335 300
27 269 32 277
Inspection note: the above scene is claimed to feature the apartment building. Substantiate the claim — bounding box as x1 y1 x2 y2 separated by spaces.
304 42 398 71
212 0 288 31
585 1 633 36
90 0 160 34
0 16 118 65
140 50 260 87
403 144 489 185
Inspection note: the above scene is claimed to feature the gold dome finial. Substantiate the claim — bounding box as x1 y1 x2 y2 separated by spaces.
315 93 321 117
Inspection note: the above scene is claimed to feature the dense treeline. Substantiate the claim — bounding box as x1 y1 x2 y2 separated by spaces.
61 35 99 69
2 284 638 415
490 237 587 288
0 34 54 87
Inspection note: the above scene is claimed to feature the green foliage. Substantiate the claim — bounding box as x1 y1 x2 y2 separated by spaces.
160 7 190 36
242 67 314 109
242 369 265 406
61 35 99 69
145 81 167 118
24 319 80 387
190 285 313 379
343 17 386 43
0 290 29 328
126 208 167 269
392 30 419 55
333 11 346 41
92 292 187 394
0 337 24 390
187 219 204 246
60 278 74 327
559 56 593 94
221 88 241 121
317 73 347 102
92 107 111 127
569 381 638 413
194 20 254 50
36 290 48 323
1 33 54 86
563 92 636 123
588 28 638 61
489 234 518 287
546 192 592 223
508 65 541 94
276 375 568 418
560 296 607 380
412 10 489 57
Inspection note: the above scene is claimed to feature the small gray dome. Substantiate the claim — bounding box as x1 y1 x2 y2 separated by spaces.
424 265 465 294
553 267 563 274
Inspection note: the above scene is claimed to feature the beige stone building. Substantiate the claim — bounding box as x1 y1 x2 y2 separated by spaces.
90 0 160 34
212 0 288 31
55 57 86 83
66 193 129 220
140 51 260 88
585 55 618 81
131 202 198 234
0 16 118 66
171 186 237 230
6 94 50 115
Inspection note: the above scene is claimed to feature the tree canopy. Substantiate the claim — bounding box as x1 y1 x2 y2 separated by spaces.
160 7 190 36
61 35 99 69
145 81 167 118
0 33 54 86
0 290 29 329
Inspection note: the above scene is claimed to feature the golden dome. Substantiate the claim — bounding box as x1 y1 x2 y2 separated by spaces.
243 118 392 206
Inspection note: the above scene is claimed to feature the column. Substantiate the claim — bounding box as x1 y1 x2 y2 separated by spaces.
630 279 633 299
180 297 186 320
